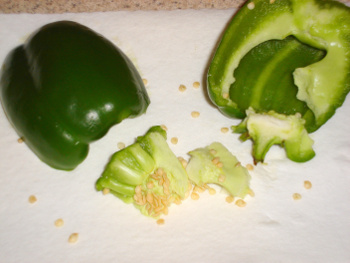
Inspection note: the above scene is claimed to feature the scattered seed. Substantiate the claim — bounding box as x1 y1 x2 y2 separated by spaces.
194 185 205 193
209 188 216 195
293 193 302 200
17 137 24 143
54 218 64 227
117 142 125 149
102 188 110 195
226 196 234 203
247 2 255 9
248 189 255 197
174 197 182 205
246 164 254 171
171 137 178 145
235 199 246 207
68 233 79 244
235 162 242 167
218 174 226 182
179 84 187 92
191 111 200 118
212 157 220 165
193 81 200 89
161 125 168 131
223 92 229 99
304 180 312 190
191 192 200 200
28 195 37 204
221 127 229 133
270 0 275 3
156 218 165 225
216 162 223 168
142 79 148 86
209 149 217 155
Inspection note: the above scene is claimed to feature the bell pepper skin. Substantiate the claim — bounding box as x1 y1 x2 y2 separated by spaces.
208 0 350 130
0 21 150 170
230 36 325 133
207 0 350 163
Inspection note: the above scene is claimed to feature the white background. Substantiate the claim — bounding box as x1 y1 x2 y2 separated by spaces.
0 6 349 263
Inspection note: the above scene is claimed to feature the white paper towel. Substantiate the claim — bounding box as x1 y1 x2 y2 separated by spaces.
0 8 349 263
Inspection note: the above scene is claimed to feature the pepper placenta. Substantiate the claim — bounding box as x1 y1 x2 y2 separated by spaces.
0 21 150 170
207 0 350 163
96 126 190 218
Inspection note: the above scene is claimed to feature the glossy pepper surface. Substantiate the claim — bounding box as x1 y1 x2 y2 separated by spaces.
207 0 350 163
0 21 150 170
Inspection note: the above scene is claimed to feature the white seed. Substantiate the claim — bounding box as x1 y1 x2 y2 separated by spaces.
293 193 302 200
221 127 229 133
193 81 200 89
171 137 178 145
235 199 246 207
68 233 79 244
28 195 37 204
54 218 64 227
304 180 312 189
179 84 186 92
117 142 125 149
247 2 255 9
191 111 200 118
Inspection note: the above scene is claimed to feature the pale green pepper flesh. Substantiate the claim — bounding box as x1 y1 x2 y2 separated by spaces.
96 126 189 218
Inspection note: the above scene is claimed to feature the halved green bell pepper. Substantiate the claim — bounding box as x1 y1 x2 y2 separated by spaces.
208 0 350 163
0 21 150 170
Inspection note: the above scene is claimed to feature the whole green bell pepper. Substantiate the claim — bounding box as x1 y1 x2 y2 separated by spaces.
208 0 350 163
0 21 150 170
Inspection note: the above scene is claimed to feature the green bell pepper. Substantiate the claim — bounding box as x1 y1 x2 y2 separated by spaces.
207 0 350 163
186 142 251 198
0 21 150 170
96 126 190 218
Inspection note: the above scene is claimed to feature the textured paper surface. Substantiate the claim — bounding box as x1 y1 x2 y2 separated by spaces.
0 8 350 263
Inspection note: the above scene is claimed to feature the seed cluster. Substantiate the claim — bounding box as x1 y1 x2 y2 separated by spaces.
133 168 182 218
